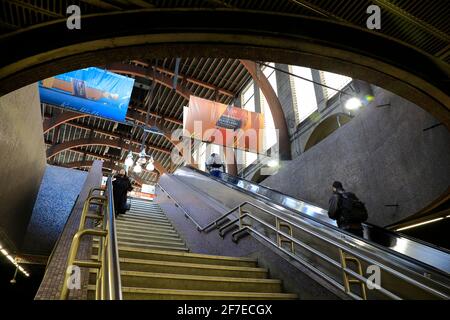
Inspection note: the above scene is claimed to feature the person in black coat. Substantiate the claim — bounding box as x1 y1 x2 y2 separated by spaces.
112 169 133 217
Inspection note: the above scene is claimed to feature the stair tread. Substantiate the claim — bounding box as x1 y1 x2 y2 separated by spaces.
94 237 185 246
113 246 257 262
117 220 172 226
93 243 189 251
118 270 280 284
87 285 297 299
117 231 181 239
119 258 267 273
116 225 177 233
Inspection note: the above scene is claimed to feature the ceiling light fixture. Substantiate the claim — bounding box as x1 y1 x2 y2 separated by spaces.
0 242 29 277
146 156 155 171
124 151 134 167
345 97 363 111
133 164 142 173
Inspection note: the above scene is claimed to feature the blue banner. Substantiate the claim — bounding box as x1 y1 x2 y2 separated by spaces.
39 67 134 122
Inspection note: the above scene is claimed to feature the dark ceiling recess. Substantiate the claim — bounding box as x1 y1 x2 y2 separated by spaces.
105 147 122 159
115 123 133 136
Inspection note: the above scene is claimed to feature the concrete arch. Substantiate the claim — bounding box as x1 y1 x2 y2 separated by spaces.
304 113 353 152
46 137 167 175
0 9 448 130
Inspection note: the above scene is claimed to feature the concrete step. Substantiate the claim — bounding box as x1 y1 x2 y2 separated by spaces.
117 231 184 243
118 241 188 251
124 213 166 220
111 247 258 267
89 270 282 293
117 230 181 240
92 243 188 255
119 212 167 220
88 286 297 300
117 215 170 224
118 258 268 278
116 226 178 236
129 208 164 214
117 219 173 229
116 222 176 232
93 236 185 248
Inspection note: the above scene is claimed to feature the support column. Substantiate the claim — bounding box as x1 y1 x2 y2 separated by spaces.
240 60 291 160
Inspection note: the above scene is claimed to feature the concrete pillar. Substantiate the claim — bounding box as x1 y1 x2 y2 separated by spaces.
0 83 46 251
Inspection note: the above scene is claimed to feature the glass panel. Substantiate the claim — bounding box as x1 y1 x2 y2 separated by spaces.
321 71 352 99
290 65 318 122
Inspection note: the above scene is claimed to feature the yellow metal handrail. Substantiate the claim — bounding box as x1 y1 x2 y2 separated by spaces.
339 249 367 300
60 177 122 300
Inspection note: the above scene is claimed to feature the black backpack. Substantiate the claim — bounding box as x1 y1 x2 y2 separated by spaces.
339 192 368 223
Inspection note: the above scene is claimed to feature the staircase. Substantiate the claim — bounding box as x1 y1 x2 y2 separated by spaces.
89 198 297 300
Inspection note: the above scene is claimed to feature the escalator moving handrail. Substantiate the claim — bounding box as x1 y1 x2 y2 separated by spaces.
180 165 450 277
233 203 448 299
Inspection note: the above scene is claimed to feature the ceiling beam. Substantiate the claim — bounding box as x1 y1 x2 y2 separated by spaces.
106 62 191 100
46 144 163 175
46 114 176 157
63 160 150 185
46 137 168 174
43 110 87 133
130 60 235 97
79 0 123 10
43 109 188 167
239 60 291 160
7 0 64 18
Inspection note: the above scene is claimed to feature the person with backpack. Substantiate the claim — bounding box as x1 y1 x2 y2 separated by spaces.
328 181 368 237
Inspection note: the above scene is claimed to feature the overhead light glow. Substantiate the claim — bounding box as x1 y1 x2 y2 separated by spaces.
0 242 29 277
267 159 279 168
133 164 142 173
396 217 444 232
345 97 362 111
125 151 134 167
146 162 154 171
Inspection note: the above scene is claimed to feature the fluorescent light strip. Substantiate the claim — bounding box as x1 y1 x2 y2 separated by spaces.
0 241 30 277
396 217 445 232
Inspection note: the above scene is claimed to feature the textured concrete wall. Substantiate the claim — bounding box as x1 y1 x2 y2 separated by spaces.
22 165 88 255
35 161 103 300
0 83 46 250
262 86 450 227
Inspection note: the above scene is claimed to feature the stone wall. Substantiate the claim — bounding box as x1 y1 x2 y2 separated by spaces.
262 86 450 226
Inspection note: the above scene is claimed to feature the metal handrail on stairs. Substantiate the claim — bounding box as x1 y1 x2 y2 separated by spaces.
60 176 122 300
187 200 449 300
157 182 245 232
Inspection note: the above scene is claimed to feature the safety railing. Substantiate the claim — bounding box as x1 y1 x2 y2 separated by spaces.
157 183 204 230
202 201 449 300
60 176 122 300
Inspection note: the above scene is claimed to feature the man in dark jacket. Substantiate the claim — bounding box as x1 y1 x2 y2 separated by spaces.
112 169 133 217
328 181 364 237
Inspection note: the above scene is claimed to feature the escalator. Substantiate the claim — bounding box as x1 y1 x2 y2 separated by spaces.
159 165 450 300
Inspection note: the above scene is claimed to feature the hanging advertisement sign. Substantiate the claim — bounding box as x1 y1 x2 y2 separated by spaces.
183 96 265 153
130 184 156 201
38 67 134 122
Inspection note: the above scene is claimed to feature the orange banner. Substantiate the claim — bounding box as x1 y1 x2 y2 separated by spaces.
183 96 265 153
